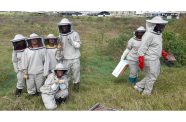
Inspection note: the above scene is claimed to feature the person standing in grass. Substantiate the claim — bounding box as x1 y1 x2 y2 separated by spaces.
134 16 169 95
120 26 146 85
44 34 61 73
56 18 81 91
11 34 27 96
40 63 69 110
22 33 50 96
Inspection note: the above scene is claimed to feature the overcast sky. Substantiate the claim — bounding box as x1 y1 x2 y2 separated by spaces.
0 0 185 11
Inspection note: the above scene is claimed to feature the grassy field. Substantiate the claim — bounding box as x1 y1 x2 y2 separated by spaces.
0 13 185 110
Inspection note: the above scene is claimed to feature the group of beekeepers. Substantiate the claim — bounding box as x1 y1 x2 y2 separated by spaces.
11 18 81 110
120 16 170 95
11 16 170 109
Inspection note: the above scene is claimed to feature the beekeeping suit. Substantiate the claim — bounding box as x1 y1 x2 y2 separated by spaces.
120 26 145 84
56 18 81 90
45 34 59 72
11 34 27 96
40 63 69 110
134 16 168 95
22 33 50 95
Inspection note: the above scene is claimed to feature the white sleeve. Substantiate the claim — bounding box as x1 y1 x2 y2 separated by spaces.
44 74 59 91
43 49 50 76
69 32 81 49
44 74 54 85
64 76 69 88
120 48 130 60
138 33 152 56
127 38 133 50
22 49 28 72
12 51 18 73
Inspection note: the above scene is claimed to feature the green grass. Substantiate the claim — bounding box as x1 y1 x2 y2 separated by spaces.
0 13 186 110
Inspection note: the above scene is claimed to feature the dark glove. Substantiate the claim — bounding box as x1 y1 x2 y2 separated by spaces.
138 56 144 70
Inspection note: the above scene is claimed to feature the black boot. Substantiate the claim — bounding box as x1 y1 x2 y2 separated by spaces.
15 88 22 97
55 98 63 105
73 83 80 92
35 92 41 96
55 97 67 105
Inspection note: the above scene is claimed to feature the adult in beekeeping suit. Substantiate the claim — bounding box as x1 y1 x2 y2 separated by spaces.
40 63 69 110
11 34 27 96
120 26 146 85
22 33 49 96
56 18 81 91
134 16 169 95
44 34 61 73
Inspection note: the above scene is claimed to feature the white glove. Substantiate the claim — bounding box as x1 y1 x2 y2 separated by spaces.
120 48 130 61
51 83 59 91
67 36 80 48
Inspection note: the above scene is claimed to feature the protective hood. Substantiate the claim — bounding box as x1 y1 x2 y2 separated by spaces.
46 34 57 39
133 26 146 40
54 63 68 71
11 34 27 51
27 33 44 49
146 16 168 24
146 16 168 32
11 34 27 42
58 18 73 35
44 34 58 48
136 26 146 32
53 63 68 75
146 22 157 32
58 18 72 26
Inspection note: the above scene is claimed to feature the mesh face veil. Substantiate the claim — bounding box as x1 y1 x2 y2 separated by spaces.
44 38 58 47
11 34 27 51
27 38 44 48
12 40 27 51
58 24 71 34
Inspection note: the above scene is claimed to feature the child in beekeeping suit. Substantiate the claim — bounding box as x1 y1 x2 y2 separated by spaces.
40 63 69 110
44 34 62 73
11 34 27 96
120 26 146 85
22 33 50 96
135 16 169 95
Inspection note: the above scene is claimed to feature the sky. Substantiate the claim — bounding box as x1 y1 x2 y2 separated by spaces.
0 0 186 11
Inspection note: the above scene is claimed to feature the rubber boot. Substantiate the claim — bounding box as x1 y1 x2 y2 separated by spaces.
15 88 22 97
55 98 63 105
35 92 41 96
129 77 137 85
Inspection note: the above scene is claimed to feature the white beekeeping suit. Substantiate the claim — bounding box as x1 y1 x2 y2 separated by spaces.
134 16 168 95
56 18 81 91
120 26 146 84
44 34 60 73
11 34 27 96
22 33 50 95
40 63 69 110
